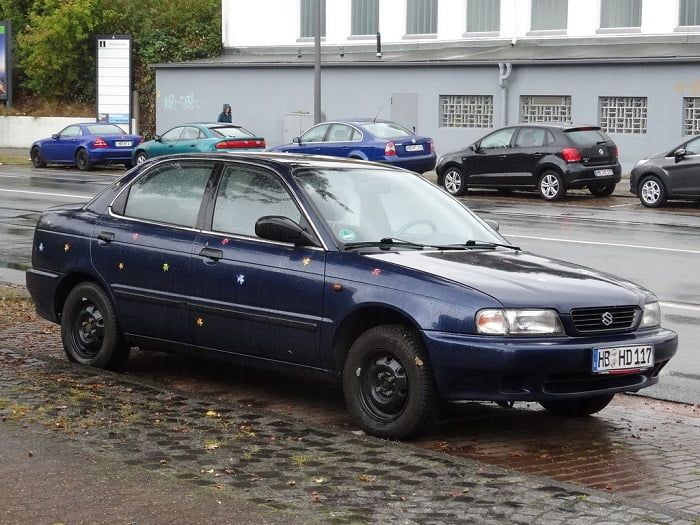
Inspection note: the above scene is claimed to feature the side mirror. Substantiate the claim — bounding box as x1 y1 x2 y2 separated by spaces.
52 134 60 139
292 137 301 144
674 148 687 162
255 216 318 247
154 135 162 142
484 219 500 232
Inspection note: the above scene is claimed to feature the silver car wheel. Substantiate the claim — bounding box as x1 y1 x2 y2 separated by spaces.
540 173 559 198
641 179 660 205
443 169 465 195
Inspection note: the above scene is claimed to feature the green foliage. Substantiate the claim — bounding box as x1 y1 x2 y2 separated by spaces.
8 0 222 135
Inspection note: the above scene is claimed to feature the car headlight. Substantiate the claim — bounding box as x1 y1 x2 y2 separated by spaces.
639 301 661 329
476 309 564 336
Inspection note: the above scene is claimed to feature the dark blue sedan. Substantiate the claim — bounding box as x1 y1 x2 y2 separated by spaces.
30 122 142 171
268 119 436 174
26 153 677 439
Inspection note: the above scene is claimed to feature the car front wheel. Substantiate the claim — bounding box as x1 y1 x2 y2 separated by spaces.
639 175 667 208
343 325 437 440
442 167 467 196
75 149 92 171
31 147 46 168
135 151 148 165
61 282 130 370
538 170 566 201
588 183 616 197
539 393 614 417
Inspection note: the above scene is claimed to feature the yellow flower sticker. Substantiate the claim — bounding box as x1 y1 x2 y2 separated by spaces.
302 257 311 266
64 243 70 252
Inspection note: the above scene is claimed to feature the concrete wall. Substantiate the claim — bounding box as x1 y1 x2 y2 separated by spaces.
0 116 91 148
155 61 699 173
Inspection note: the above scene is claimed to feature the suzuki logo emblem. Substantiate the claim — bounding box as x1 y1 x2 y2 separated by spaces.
601 311 614 326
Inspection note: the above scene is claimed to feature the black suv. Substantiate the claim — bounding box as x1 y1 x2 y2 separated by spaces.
436 124 621 201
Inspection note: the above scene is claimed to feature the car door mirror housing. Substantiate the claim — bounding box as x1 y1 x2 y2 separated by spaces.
154 135 162 142
674 148 686 162
293 137 301 144
255 216 318 246
52 134 59 139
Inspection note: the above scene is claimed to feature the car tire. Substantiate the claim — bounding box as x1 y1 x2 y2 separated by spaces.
639 175 667 208
124 161 134 169
539 393 614 417
135 151 148 165
31 147 46 168
75 149 92 171
588 183 616 197
442 166 467 196
538 170 566 201
343 325 438 440
61 282 130 370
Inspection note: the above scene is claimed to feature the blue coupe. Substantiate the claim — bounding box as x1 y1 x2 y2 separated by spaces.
26 153 677 439
30 123 142 171
268 119 437 174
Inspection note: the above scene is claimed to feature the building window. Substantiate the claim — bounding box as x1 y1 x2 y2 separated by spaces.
407 0 438 35
466 0 501 33
680 0 700 26
352 0 379 35
683 97 700 134
599 96 647 134
439 95 494 128
300 0 326 38
520 95 572 123
531 0 568 31
600 0 641 28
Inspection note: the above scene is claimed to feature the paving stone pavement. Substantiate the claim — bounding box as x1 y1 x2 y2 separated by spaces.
0 349 697 525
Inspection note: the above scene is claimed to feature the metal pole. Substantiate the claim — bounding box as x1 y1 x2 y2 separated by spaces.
314 0 322 124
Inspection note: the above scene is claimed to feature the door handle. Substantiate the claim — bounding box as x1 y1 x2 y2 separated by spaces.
97 231 115 244
199 247 223 260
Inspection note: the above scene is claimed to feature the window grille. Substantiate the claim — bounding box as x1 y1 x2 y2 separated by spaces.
531 0 568 31
352 0 379 35
407 0 438 34
466 0 500 32
599 96 647 134
300 0 326 38
439 95 494 128
520 95 572 123
683 97 700 135
600 0 641 28
680 0 700 26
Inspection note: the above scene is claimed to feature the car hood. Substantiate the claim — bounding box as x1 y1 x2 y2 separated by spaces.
365 249 649 309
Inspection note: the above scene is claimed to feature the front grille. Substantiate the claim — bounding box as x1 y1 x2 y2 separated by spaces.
570 305 639 334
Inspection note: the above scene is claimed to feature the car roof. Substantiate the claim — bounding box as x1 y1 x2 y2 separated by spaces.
509 122 603 131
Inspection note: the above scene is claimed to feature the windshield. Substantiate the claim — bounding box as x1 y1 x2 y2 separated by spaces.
293 167 505 248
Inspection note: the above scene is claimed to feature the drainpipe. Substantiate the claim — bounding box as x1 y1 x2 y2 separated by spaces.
498 63 512 127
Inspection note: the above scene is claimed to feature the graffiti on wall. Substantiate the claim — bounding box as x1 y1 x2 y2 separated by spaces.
160 92 202 111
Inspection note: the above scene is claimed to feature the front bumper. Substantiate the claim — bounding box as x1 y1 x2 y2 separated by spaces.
422 328 678 402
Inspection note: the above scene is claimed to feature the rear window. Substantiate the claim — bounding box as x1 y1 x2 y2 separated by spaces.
85 124 128 135
565 129 612 148
210 126 256 138
362 122 413 139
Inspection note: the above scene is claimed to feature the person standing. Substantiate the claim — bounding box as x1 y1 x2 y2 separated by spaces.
217 103 232 123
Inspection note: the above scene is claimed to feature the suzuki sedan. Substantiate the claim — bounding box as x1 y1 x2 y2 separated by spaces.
26 153 677 440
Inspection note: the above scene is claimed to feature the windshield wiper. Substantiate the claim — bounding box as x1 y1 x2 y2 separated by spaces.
464 240 521 251
343 238 427 251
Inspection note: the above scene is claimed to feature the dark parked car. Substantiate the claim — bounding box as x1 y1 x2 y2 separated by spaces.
30 123 142 171
268 119 436 174
436 123 621 201
133 122 266 164
630 135 700 207
26 153 676 440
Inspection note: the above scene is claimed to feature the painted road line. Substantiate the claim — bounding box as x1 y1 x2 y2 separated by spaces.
0 188 89 199
507 234 700 255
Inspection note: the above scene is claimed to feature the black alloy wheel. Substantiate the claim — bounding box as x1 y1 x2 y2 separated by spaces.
31 147 46 168
75 149 93 171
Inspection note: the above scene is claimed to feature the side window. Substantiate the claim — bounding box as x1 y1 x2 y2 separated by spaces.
328 124 354 142
301 124 330 142
161 127 184 142
123 161 213 227
180 127 201 140
480 128 516 149
514 127 547 148
684 137 700 155
212 165 301 238
61 126 81 138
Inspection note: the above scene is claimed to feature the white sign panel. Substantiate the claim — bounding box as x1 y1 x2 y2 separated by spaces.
96 36 132 130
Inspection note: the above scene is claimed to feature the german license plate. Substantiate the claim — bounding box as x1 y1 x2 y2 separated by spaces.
405 144 423 152
594 168 613 177
592 345 654 373
115 141 132 147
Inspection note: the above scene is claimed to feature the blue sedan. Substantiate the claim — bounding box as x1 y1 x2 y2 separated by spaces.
30 123 142 170
26 153 676 439
268 119 437 174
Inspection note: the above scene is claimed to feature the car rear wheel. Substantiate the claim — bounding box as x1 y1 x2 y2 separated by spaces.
539 393 614 417
135 151 148 165
639 175 667 208
343 325 437 440
31 147 46 168
442 167 467 196
538 170 566 201
75 149 92 171
61 282 130 370
588 183 616 197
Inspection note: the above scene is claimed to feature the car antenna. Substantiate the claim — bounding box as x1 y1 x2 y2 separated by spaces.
373 106 383 123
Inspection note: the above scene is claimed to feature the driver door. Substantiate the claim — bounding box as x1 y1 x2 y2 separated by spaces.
466 127 518 186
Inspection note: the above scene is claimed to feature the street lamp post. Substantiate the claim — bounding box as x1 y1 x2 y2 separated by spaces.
314 0 321 124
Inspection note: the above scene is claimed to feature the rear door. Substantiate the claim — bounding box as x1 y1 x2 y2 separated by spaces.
510 127 553 185
90 159 215 343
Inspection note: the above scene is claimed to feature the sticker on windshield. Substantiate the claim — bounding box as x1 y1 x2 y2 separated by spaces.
338 229 356 242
